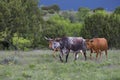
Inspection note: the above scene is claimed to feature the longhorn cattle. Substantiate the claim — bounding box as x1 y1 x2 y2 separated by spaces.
85 38 108 60
45 37 60 58
55 37 87 62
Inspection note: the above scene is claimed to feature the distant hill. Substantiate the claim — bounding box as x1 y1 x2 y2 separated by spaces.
39 0 120 11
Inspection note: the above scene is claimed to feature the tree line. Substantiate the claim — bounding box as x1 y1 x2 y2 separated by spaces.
0 0 120 50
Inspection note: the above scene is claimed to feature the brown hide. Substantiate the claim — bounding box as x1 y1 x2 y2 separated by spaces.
48 40 53 49
86 38 108 60
48 40 60 58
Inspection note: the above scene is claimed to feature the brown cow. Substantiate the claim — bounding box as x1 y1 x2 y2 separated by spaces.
86 38 108 60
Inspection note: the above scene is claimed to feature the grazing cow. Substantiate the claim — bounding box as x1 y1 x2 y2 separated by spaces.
85 38 108 60
55 37 87 62
45 37 60 58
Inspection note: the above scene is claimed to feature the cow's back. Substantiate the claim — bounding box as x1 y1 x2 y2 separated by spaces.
68 37 86 51
92 38 108 51
60 37 85 50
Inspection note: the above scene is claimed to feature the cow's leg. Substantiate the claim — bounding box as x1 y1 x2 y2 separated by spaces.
105 50 108 59
65 53 69 63
59 51 63 62
96 51 99 60
59 54 63 62
83 52 87 60
89 49 93 59
80 50 82 55
91 49 93 53
74 52 79 61
90 52 92 60
81 50 87 60
53 49 56 58
65 50 70 62
99 51 102 60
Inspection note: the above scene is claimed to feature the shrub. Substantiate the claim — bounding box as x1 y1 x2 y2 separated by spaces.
12 33 32 50
0 56 19 64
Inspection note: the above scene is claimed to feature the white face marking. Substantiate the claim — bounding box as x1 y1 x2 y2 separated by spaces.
52 41 60 49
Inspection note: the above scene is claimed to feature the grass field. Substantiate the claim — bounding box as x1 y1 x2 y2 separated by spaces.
0 50 120 80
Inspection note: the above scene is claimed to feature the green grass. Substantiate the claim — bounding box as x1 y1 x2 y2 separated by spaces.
0 50 120 80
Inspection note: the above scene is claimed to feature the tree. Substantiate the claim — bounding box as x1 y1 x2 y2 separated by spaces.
114 6 120 14
41 4 60 14
60 10 78 23
81 11 120 49
108 14 120 48
0 0 43 49
93 7 105 12
41 14 83 39
76 7 90 22
51 4 60 12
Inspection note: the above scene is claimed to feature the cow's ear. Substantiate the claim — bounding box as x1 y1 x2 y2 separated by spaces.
90 39 93 42
55 38 61 42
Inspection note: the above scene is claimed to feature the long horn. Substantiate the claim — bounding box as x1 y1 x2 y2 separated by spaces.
44 36 53 40
44 36 48 40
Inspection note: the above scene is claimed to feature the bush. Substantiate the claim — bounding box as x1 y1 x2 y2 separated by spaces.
12 33 32 50
0 56 19 64
81 11 120 49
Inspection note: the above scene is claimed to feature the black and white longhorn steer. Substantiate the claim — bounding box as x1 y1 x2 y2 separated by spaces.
55 37 87 62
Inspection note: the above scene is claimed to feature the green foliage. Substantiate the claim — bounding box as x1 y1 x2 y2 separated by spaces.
12 33 32 50
1 56 19 65
0 1 11 31
41 4 60 12
0 28 11 41
77 7 90 22
114 6 120 14
22 71 32 78
50 4 60 12
0 0 43 49
108 14 120 48
81 11 120 48
93 7 105 12
0 0 120 49
60 10 78 23
42 14 83 38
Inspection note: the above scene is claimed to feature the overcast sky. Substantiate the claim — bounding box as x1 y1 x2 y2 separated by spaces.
39 0 120 11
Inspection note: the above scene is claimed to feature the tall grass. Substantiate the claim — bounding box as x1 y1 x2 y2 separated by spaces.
0 50 120 80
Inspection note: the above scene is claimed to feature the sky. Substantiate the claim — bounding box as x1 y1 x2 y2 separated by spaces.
39 0 120 11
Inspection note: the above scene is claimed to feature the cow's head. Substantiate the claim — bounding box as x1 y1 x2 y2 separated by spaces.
45 37 60 50
85 39 94 49
44 37 54 49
